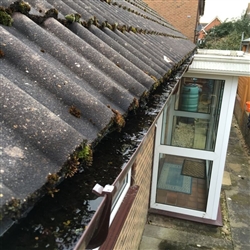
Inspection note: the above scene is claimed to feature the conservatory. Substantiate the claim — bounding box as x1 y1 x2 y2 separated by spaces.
150 50 250 222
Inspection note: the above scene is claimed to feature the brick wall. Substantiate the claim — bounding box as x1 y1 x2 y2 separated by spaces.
113 125 156 250
144 0 200 42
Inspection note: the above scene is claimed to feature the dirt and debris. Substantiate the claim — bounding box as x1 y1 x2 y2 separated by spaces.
69 105 81 118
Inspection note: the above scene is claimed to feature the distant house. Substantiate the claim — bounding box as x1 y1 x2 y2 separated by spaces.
198 17 222 44
143 0 205 43
246 2 250 17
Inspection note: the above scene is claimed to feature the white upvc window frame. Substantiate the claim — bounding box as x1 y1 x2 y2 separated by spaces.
150 73 238 220
110 168 131 224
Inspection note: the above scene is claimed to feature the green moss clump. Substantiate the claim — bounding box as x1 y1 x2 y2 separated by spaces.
62 143 93 178
0 8 13 26
129 26 137 33
65 13 75 23
4 197 22 219
9 0 31 14
47 173 60 185
106 22 112 30
93 16 99 26
44 8 58 19
77 144 93 166
74 13 81 23
18 0 31 14
65 13 81 23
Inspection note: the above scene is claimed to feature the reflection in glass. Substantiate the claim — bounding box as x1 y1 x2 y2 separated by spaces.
161 77 224 151
156 154 212 212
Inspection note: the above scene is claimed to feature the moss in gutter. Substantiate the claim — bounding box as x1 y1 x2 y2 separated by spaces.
77 144 93 165
43 142 93 198
3 198 22 220
62 142 93 178
46 173 60 198
110 108 126 132
128 97 140 112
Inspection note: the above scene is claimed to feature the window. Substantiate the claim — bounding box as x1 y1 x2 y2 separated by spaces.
160 77 224 151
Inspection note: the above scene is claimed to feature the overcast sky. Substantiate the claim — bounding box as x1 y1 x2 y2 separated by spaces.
200 0 249 23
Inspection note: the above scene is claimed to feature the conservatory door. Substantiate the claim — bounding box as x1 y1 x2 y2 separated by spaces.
150 75 237 220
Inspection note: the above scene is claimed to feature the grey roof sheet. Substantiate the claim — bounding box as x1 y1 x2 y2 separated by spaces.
0 0 196 225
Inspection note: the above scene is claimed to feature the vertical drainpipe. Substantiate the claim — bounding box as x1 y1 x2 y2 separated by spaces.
240 32 244 51
194 0 201 44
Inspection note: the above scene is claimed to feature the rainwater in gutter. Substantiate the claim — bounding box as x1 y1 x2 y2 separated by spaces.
0 57 193 250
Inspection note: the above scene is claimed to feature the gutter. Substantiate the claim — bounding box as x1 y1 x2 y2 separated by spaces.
73 55 194 250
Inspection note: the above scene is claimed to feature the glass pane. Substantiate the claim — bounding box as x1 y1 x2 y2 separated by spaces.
161 78 225 151
111 172 129 211
171 117 209 149
156 154 212 212
178 78 215 114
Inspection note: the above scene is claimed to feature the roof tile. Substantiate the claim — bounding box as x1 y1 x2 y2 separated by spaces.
0 0 196 231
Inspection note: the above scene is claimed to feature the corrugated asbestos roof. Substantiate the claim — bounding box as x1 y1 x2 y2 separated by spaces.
0 0 196 229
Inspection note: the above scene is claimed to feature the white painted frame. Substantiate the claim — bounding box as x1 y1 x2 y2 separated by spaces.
150 74 238 220
110 168 131 224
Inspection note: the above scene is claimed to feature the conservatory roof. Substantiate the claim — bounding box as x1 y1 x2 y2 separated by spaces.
0 0 196 234
187 49 250 76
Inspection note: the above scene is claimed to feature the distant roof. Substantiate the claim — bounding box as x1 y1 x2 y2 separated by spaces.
0 0 196 231
202 16 222 30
